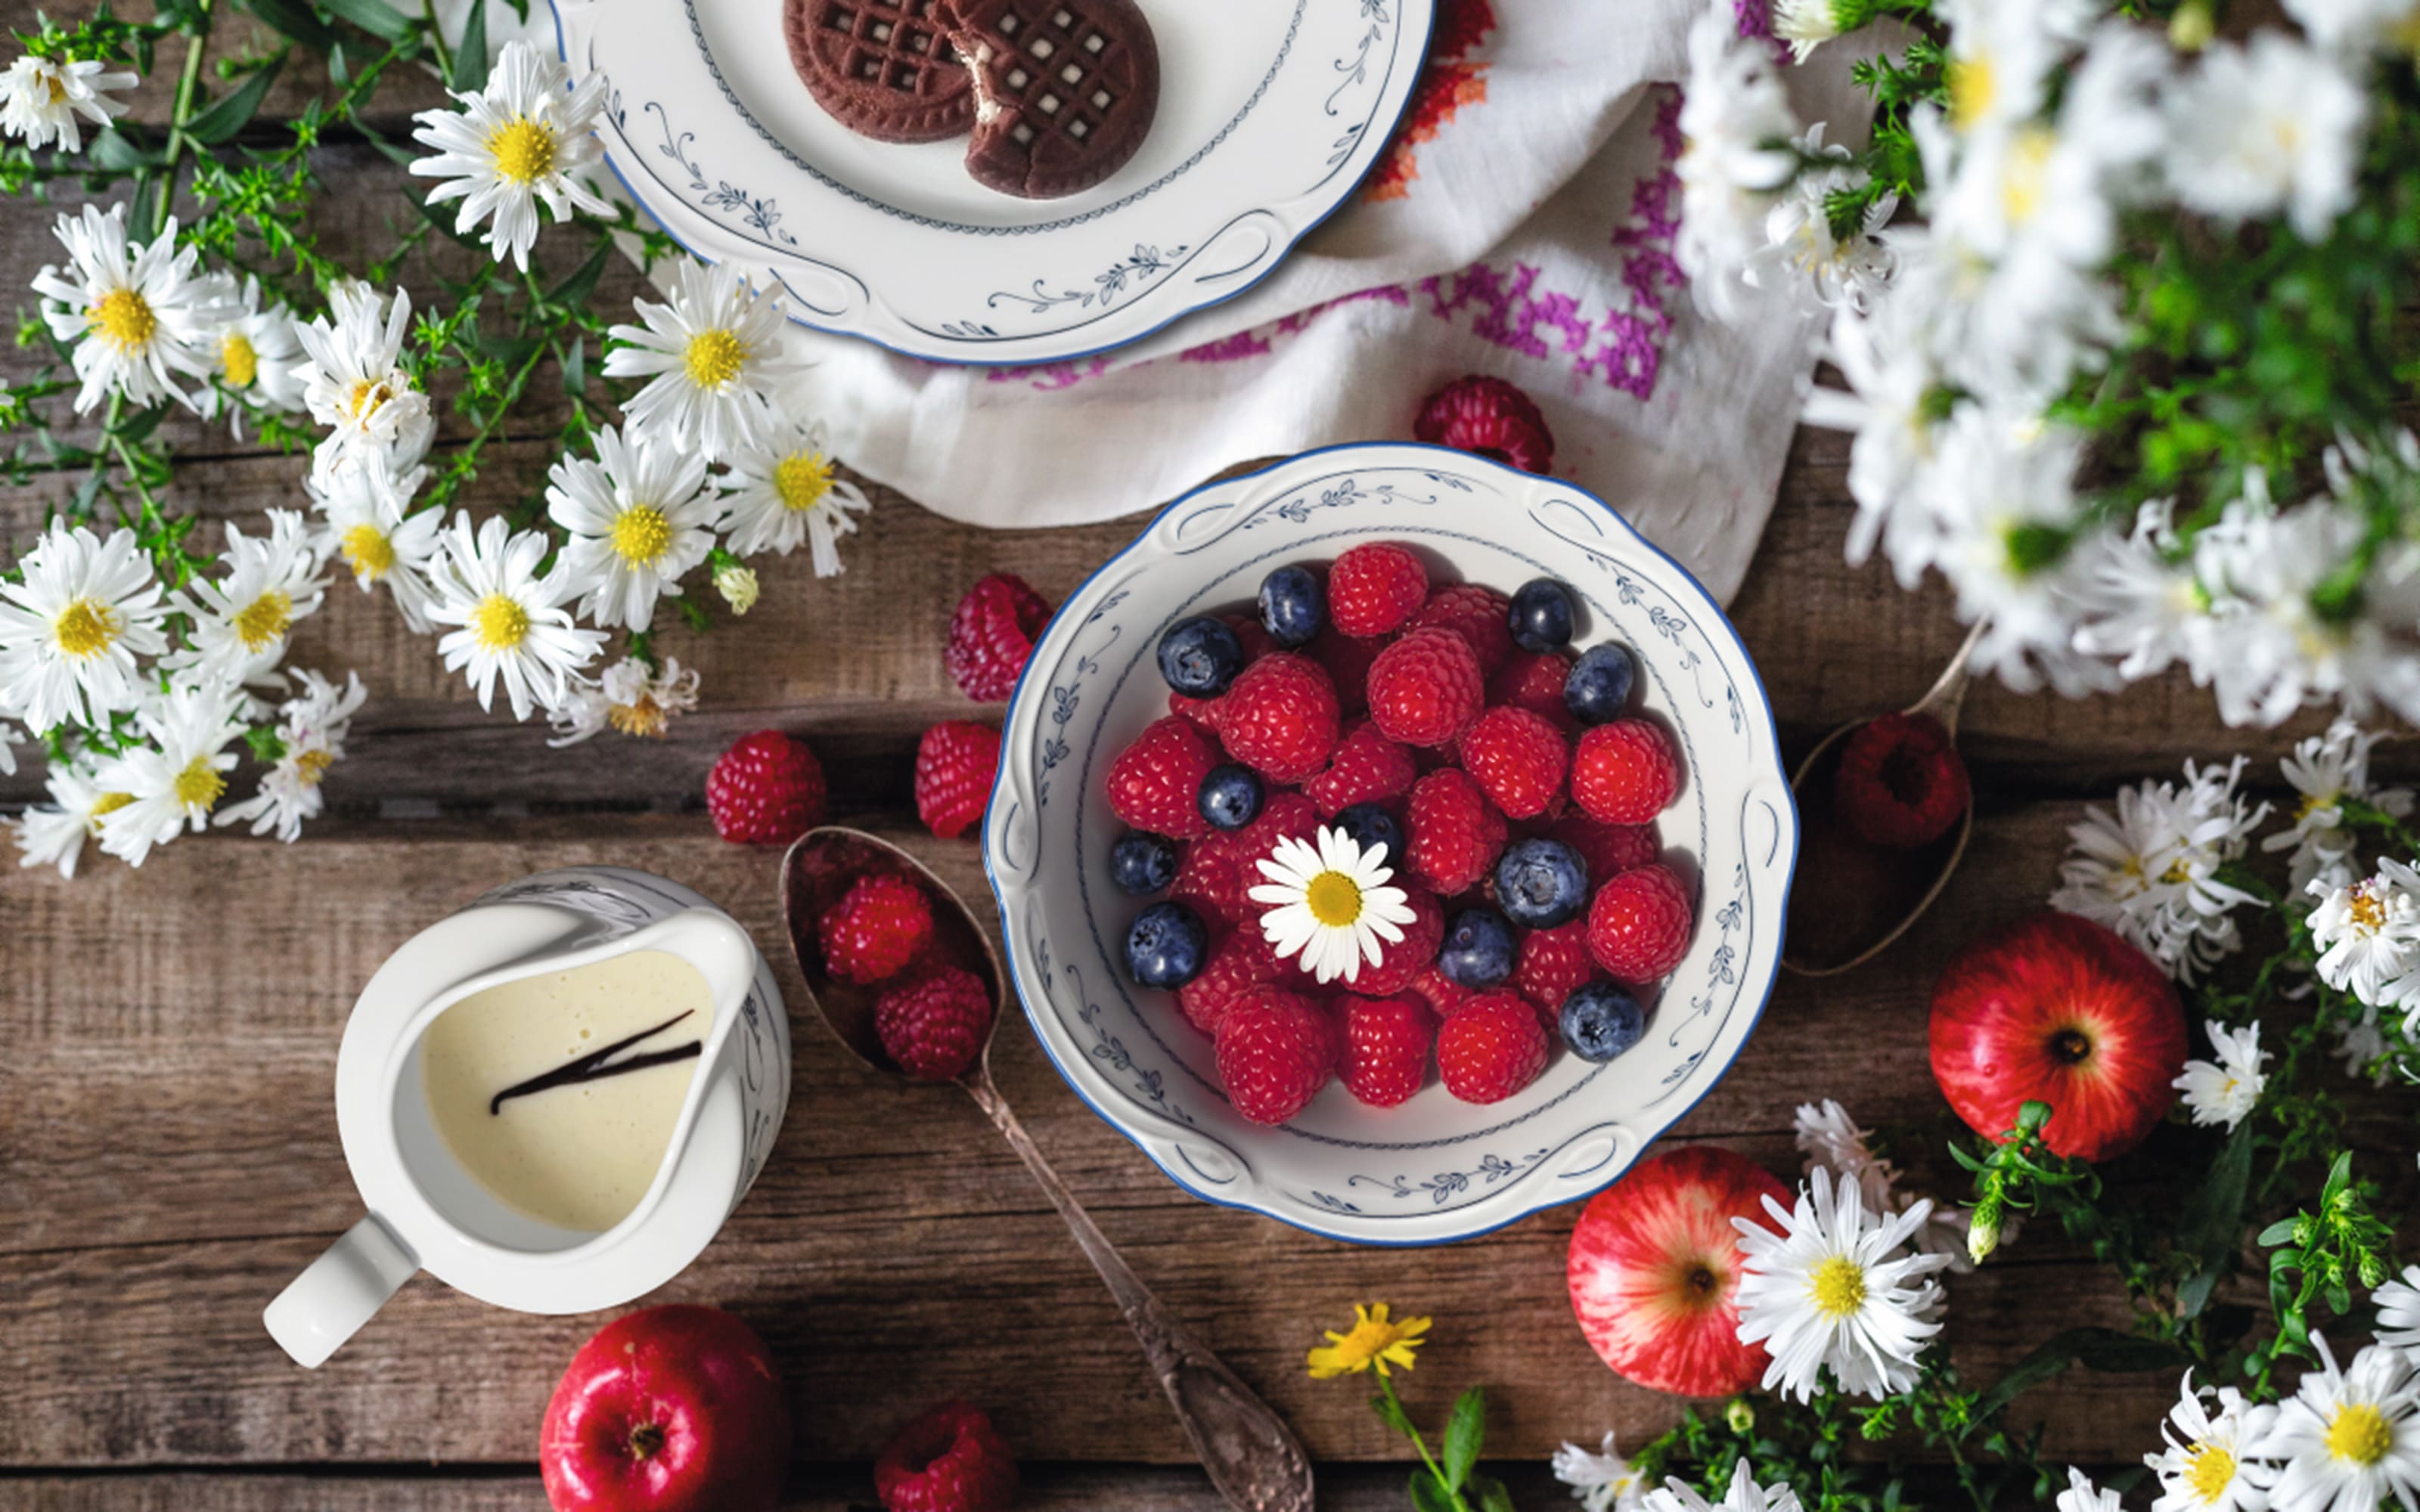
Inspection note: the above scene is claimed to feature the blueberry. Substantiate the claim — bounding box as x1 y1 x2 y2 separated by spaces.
1508 578 1578 653
1333 801 1404 873
1494 838 1590 928
1258 565 1325 649
1564 643 1637 724
1438 906 1517 988
1125 901 1208 989
1559 981 1646 1062
1110 830 1181 896
1198 763 1264 832
1156 615 1244 696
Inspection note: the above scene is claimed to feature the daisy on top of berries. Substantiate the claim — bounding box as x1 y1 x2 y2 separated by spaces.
1250 824 1416 986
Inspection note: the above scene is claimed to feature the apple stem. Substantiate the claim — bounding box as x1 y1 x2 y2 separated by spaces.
628 1423 666 1462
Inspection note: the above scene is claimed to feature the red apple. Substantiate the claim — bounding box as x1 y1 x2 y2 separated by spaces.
541 1304 790 1512
1567 1145 1792 1396
1929 911 2186 1162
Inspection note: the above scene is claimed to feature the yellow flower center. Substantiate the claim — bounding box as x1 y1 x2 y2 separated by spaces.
172 757 225 813
294 748 334 785
45 72 67 104
2184 1442 2237 1502
609 695 669 738
1305 871 1364 928
485 115 559 184
340 523 396 581
2299 790 2338 821
2350 887 2387 934
221 330 259 388
2327 1403 2394 1467
682 328 746 390
1305 1303 1429 1380
86 287 156 353
776 451 836 513
53 598 120 658
2001 126 2055 227
610 504 673 565
88 790 134 831
347 377 395 420
2158 858 2193 886
1948 54 1996 131
234 590 293 651
469 593 530 652
1809 1255 1866 1319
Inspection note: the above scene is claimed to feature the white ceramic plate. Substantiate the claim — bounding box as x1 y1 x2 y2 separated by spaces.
544 0 1435 366
981 445 1800 1246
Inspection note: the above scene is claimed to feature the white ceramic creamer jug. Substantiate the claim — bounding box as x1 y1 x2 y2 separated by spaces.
264 866 790 1368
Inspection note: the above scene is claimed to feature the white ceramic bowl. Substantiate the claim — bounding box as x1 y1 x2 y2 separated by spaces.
981 444 1798 1245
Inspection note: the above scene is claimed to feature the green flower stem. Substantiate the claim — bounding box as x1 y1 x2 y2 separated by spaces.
421 0 457 80
154 0 217 240
1375 1374 1469 1512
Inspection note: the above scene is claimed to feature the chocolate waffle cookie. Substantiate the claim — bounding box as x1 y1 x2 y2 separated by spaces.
947 0 1160 199
784 0 977 144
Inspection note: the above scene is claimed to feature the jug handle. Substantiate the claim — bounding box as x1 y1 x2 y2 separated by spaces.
264 1214 418 1368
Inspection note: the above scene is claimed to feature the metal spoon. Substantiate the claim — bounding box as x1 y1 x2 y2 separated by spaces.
1779 620 1985 978
780 826 1316 1512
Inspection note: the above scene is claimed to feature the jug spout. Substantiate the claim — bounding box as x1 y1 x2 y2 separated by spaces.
264 1214 419 1368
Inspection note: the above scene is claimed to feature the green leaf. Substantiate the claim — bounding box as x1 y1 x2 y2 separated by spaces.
89 129 162 170
1441 1386 1485 1492
544 240 614 311
408 185 478 243
2175 1120 2254 1319
451 0 489 89
1408 1470 1457 1512
319 0 414 39
559 335 586 396
110 406 166 446
1964 1328 2189 1436
1370 1390 1416 1439
355 118 420 170
185 56 286 145
237 0 342 52
1472 1474 1516 1512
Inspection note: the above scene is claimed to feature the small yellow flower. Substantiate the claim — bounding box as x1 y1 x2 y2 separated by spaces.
1307 1303 1430 1379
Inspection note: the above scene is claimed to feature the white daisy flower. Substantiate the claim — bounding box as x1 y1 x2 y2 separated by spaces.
2307 864 2420 1007
1641 1459 1803 1512
1674 2 1800 315
293 282 435 463
2266 720 2415 898
0 521 170 734
2073 497 2227 685
1553 1431 1649 1512
545 423 719 633
2173 1020 2270 1132
92 679 250 867
2198 494 2408 729
425 513 606 721
716 417 875 573
2164 34 2366 241
1800 287 1947 578
1249 825 1417 986
408 40 612 272
1732 1164 1953 1403
715 560 761 614
6 754 127 879
547 655 700 747
1791 1098 1980 1270
167 509 327 687
2254 1336 2420 1512
29 204 221 414
2282 0 2420 54
216 668 368 842
1742 124 1900 312
1937 0 2073 139
2058 1468 2124 1512
194 273 306 434
0 52 136 151
2148 1371 2279 1512
602 259 802 463
2050 756 2268 983
309 445 443 634
1772 0 1846 62
2375 1265 2420 1352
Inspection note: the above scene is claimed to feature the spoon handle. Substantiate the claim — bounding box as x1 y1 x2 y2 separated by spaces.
963 1070 1315 1512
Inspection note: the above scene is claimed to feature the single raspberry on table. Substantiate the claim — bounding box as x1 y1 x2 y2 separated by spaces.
1460 705 1570 820
1305 720 1418 816
1366 627 1485 748
1106 716 1220 839
1214 986 1338 1125
945 573 1053 702
1587 863 1695 984
1437 992 1552 1104
1490 649 1578 732
914 720 1001 839
1833 711 1969 847
875 1399 1018 1512
818 872 935 984
1405 767 1508 895
706 730 828 844
1414 374 1556 476
1310 627 1385 716
1327 542 1430 637
1407 583 1514 679
1177 926 1283 1036
1547 813 1661 880
1218 652 1341 782
1513 920 1593 1027
1570 718 1682 824
1339 996 1433 1108
1347 883 1443 997
873 967 994 1082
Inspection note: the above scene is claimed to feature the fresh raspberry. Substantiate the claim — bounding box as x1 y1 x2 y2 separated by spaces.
1571 718 1682 824
1304 720 1418 816
1833 711 1970 847
1339 996 1432 1108
1547 813 1661 879
1366 627 1485 747
1239 789 1323 867
873 967 994 1082
706 730 828 844
1168 689 1224 733
1404 964 1476 1021
1459 705 1570 820
1218 652 1341 782
1514 921 1593 1028
1413 374 1556 475
875 1400 1017 1512
915 720 1001 839
1309 627 1384 717
1214 986 1336 1125
1327 542 1429 637
945 573 1053 702
1106 717 1220 839
1407 583 1514 678
1177 927 1282 1035
1225 613 1280 665
1171 831 1251 925
818 872 935 984
1436 992 1551 1104
1587 863 1695 984
1405 768 1508 894
1349 884 1443 997
1491 649 1578 732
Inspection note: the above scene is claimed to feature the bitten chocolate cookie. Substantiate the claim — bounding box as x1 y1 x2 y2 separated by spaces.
783 0 977 144
946 0 1159 199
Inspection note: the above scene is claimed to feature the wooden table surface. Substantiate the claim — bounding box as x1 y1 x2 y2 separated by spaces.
5 17 2409 1509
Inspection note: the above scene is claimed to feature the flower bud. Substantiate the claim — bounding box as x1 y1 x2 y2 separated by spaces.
1967 1202 2001 1266
1725 1399 1756 1434
715 562 760 615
